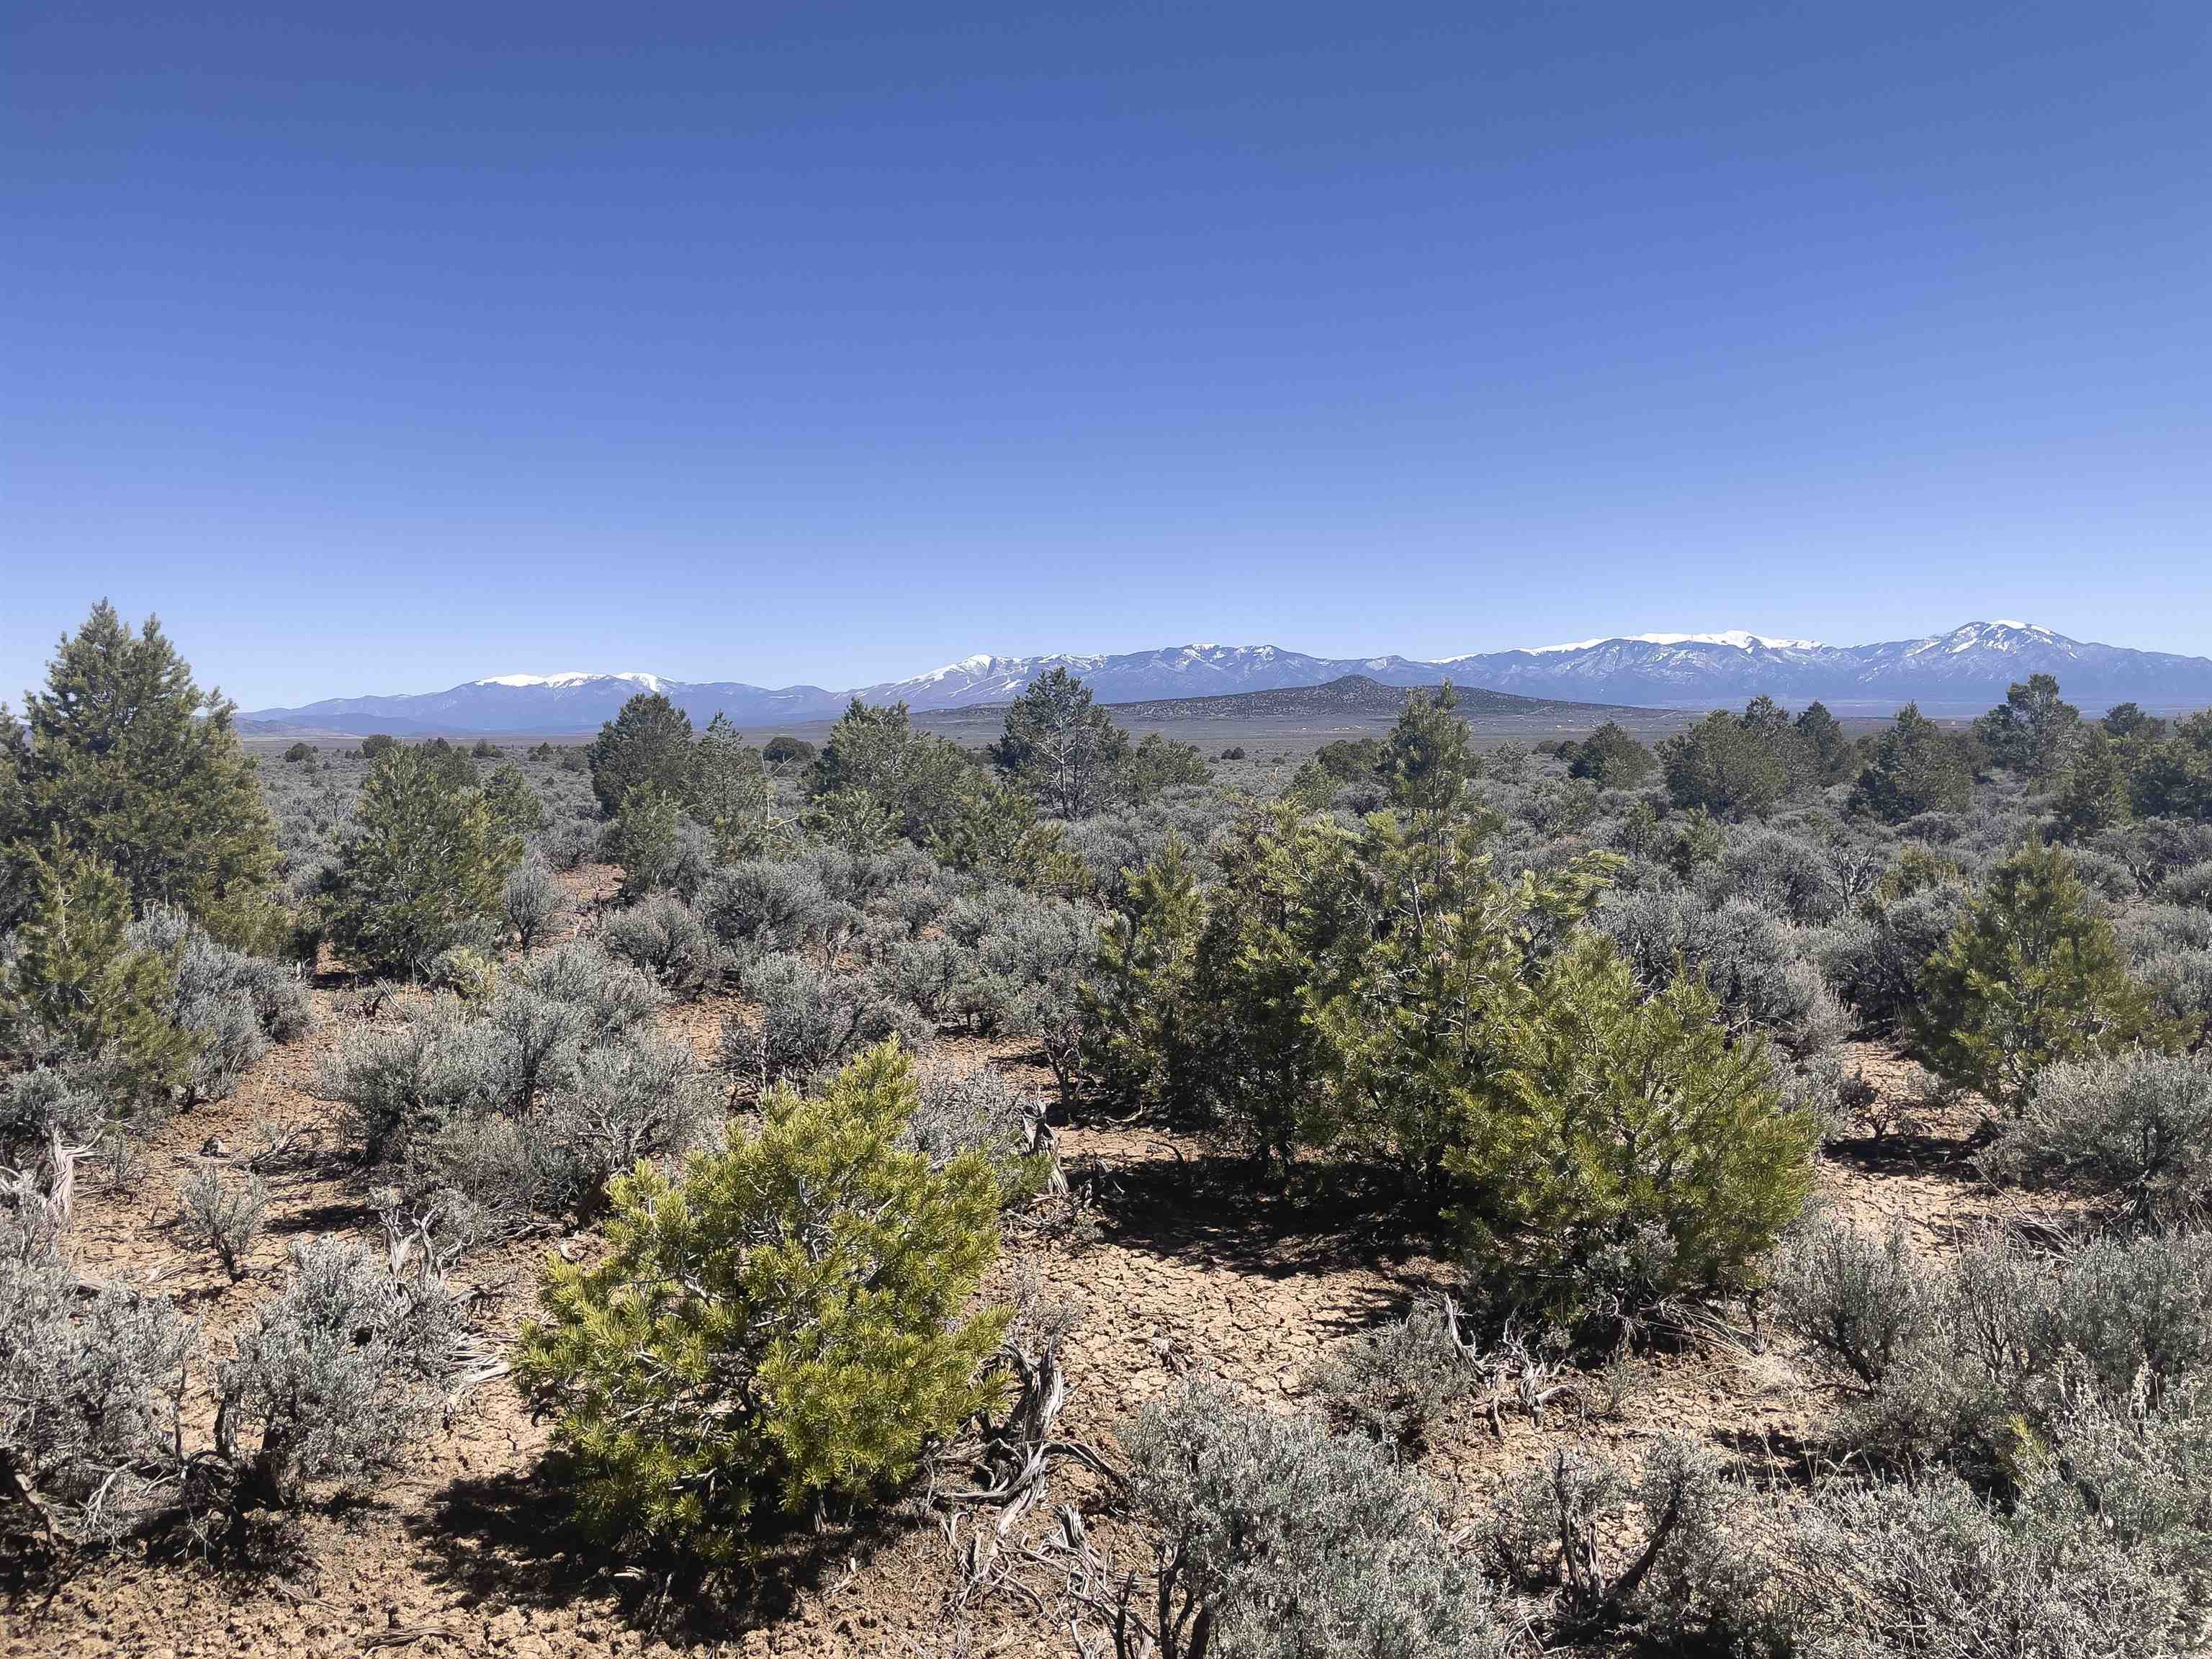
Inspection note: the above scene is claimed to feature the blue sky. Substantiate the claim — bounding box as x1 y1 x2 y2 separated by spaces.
4 4 2208 708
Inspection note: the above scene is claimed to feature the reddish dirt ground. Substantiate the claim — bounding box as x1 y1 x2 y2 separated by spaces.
2 874 2011 1658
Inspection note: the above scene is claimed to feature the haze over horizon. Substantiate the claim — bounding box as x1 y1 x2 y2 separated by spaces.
8 4 2209 707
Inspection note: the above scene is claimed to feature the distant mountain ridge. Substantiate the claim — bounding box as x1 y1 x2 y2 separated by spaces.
240 621 2212 735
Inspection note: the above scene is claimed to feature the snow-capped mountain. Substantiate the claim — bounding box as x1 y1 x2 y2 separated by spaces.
1443 621 2212 709
242 672 844 735
848 643 1453 710
240 622 2212 734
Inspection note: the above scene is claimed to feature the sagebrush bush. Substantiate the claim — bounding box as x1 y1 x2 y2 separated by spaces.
1115 1377 1510 1659
515 1043 1007 1560
1817 1228 2212 1483
1818 880 1968 1034
215 1237 462 1509
724 954 929 1093
1598 889 1844 1055
1984 1052 2212 1226
0 1212 197 1545
1768 1456 2201 1658
1488 1434 1737 1635
1772 1215 1936 1389
1309 1299 1466 1450
500 853 568 951
1718 827 1847 925
177 1164 268 1281
531 1032 723 1211
908 1066 1043 1200
129 904 310 1104
598 891 720 992
696 856 858 968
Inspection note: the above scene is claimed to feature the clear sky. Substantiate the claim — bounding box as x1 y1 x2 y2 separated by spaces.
5 4 2208 708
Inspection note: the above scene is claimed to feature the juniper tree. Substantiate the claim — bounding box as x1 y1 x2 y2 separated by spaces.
1660 709 1787 819
2051 727 2133 840
1849 703 1977 823
1082 832 1208 1118
588 691 696 817
1974 673 2081 781
1566 721 1656 790
1794 700 1852 785
809 699 973 840
1120 732 1211 804
7 603 284 947
1448 935 1818 1323
692 714 782 860
606 784 683 902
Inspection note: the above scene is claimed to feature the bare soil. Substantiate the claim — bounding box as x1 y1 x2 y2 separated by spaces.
2 878 2026 1658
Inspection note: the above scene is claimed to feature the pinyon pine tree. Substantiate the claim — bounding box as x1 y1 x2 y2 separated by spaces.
324 747 521 977
514 1042 1008 1559
0 839 199 1110
1912 840 2166 1115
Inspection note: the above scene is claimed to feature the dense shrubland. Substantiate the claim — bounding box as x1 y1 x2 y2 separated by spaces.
9 603 2212 1654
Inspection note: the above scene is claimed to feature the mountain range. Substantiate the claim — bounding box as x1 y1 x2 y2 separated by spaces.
240 622 2212 736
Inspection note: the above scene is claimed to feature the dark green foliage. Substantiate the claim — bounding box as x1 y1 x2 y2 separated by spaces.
0 841 198 1110
481 762 545 840
1447 935 1817 1324
1082 831 1208 1118
1850 703 1977 823
605 784 684 903
1660 709 1788 819
693 714 783 861
2104 702 2167 742
1381 683 1472 822
1794 699 1852 785
2128 711 2212 822
1121 731 1210 804
1912 840 2165 1115
471 738 500 759
2053 726 2134 840
588 692 696 817
762 734 814 765
927 774 1084 893
989 668 1130 818
324 747 523 978
1564 721 1655 789
1311 736 1384 784
809 699 972 840
282 742 315 763
513 1043 1008 1561
359 733 399 759
1973 673 2080 781
6 603 284 947
412 738 478 793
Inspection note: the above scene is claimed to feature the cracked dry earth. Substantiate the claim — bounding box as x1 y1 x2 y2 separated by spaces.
1 876 2033 1658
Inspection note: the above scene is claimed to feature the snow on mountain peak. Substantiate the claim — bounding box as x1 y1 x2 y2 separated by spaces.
1520 630 1823 655
475 671 667 691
